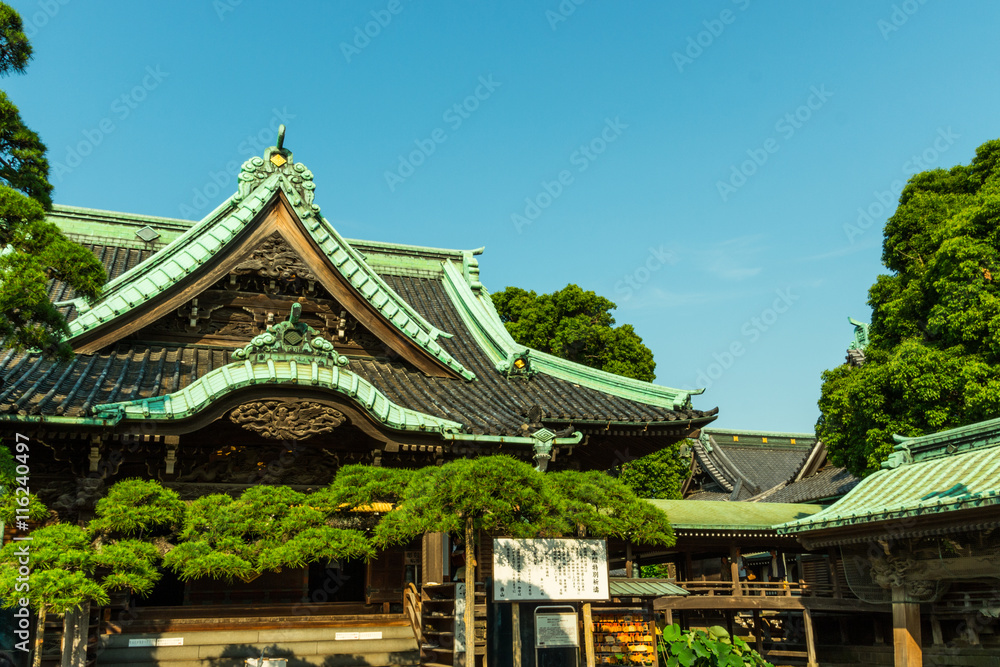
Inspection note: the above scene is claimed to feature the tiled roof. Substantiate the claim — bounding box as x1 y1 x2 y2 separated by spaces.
1 274 715 439
649 499 822 532
691 429 815 497
777 437 1000 538
754 466 859 505
2 141 719 467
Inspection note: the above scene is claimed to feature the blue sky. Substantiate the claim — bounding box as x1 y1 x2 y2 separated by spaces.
8 1 1000 432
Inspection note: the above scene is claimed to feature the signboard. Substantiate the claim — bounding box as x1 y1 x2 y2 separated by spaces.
535 611 579 648
493 538 609 601
128 638 184 647
334 631 382 640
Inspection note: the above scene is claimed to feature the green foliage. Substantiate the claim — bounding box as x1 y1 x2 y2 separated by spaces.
163 485 372 581
93 539 160 597
0 524 109 613
658 624 773 667
0 3 31 76
818 139 1000 475
373 455 676 547
545 469 674 546
0 488 47 524
90 478 185 538
616 442 690 500
309 464 414 511
490 284 656 381
0 4 106 359
374 456 559 546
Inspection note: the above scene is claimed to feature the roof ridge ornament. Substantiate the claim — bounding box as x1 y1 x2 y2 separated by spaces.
232 303 348 366
233 124 321 219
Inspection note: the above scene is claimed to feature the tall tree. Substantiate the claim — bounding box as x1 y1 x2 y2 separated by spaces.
0 2 105 360
615 442 691 500
373 456 675 657
491 284 656 381
818 139 1000 476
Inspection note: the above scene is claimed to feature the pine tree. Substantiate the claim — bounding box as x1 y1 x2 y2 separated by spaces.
0 2 105 361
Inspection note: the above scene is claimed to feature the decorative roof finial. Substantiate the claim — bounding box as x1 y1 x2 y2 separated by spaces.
277 124 286 151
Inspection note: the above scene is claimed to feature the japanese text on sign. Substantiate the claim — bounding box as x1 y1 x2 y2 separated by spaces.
493 538 609 601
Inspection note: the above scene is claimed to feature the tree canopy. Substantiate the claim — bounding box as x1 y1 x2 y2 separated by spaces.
373 455 675 547
615 443 690 500
0 2 105 359
162 485 373 581
490 283 656 382
818 138 1000 476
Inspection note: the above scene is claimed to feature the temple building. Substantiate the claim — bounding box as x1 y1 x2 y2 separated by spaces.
0 131 717 665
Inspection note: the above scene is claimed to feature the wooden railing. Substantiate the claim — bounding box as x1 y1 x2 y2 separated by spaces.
675 579 840 598
403 582 423 646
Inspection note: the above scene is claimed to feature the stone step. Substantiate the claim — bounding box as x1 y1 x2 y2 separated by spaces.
97 624 419 667
101 625 415 648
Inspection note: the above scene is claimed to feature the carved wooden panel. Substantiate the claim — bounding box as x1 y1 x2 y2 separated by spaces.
229 401 346 440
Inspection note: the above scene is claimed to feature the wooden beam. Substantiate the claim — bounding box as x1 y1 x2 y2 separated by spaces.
655 595 890 613
892 586 922 667
512 603 522 667
802 607 818 667
582 603 595 667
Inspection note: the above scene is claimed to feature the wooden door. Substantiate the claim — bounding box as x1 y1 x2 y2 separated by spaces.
366 547 405 604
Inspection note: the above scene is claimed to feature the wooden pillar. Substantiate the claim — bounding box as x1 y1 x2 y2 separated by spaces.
891 586 922 667
511 603 522 667
664 608 673 627
625 543 633 578
582 603 595 667
827 548 842 598
729 545 741 596
752 610 764 655
802 607 818 667
930 615 943 646
464 517 476 666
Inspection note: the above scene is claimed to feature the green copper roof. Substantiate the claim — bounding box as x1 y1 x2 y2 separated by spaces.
776 436 1000 535
609 578 688 597
441 261 697 410
889 414 1000 464
91 357 464 434
647 499 822 531
63 144 474 380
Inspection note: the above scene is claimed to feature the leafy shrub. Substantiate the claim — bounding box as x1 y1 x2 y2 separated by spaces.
658 624 773 667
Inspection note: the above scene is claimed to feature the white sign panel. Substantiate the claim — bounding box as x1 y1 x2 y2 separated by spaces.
535 612 579 648
128 638 184 647
493 538 609 601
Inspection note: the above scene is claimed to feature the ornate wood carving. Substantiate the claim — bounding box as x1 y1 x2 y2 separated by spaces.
229 401 345 440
